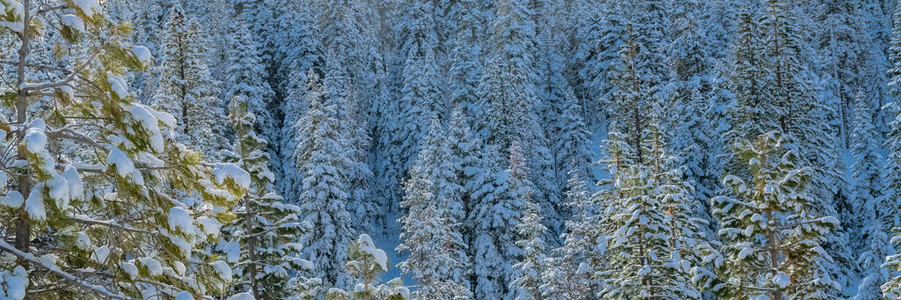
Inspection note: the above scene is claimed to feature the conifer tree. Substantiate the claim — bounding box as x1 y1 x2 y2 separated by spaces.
726 2 778 145
476 0 537 147
712 132 839 299
447 0 486 120
396 117 471 299
814 0 870 147
221 95 320 299
884 0 901 226
552 167 598 299
853 92 892 299
279 69 320 204
880 3 901 298
225 20 276 143
471 143 528 299
580 0 625 126
597 118 704 300
272 0 322 99
851 89 885 251
327 234 410 300
554 88 593 193
152 4 227 160
379 5 443 214
393 41 443 179
445 105 491 288
294 70 355 288
511 195 549 300
0 1 245 297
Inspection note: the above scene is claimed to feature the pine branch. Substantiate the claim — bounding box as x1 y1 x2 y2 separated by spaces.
0 240 129 299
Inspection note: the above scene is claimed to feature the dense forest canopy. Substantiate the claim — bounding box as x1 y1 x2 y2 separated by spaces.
2 0 901 299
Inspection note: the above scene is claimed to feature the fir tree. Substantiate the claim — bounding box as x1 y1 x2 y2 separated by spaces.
851 89 885 252
471 143 529 299
152 4 228 160
597 118 703 300
397 117 472 299
880 3 901 298
447 0 486 120
221 95 320 299
511 195 550 300
294 70 355 288
726 2 778 145
225 19 277 143
712 132 840 299
553 167 599 299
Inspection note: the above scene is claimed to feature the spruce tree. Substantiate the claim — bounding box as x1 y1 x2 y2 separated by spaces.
225 20 276 143
447 0 486 120
294 70 355 288
476 0 537 147
152 4 227 160
726 2 778 145
880 3 901 298
0 1 245 297
512 199 549 300
472 143 528 299
851 89 885 252
221 95 320 298
553 167 598 299
597 118 704 300
712 132 839 299
396 117 471 299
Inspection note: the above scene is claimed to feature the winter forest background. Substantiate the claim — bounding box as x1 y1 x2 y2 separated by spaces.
5 0 901 299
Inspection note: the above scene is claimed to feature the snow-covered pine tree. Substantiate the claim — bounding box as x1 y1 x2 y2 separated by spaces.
551 167 597 299
225 19 276 144
554 87 593 194
511 195 549 300
394 34 443 182
0 1 246 297
231 0 277 77
269 4 322 192
597 118 703 300
344 97 377 233
880 3 901 298
447 0 486 120
726 1 777 145
471 143 529 299
479 0 565 243
445 105 493 289
271 0 322 99
647 118 719 298
397 117 472 299
476 0 537 147
850 89 891 300
505 141 547 300
152 4 227 160
853 90 891 300
578 0 624 127
851 89 886 252
813 0 870 147
769 0 856 290
328 234 410 300
711 132 840 299
885 0 901 228
667 0 720 220
379 2 443 214
220 95 320 299
293 67 355 289
671 85 717 226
